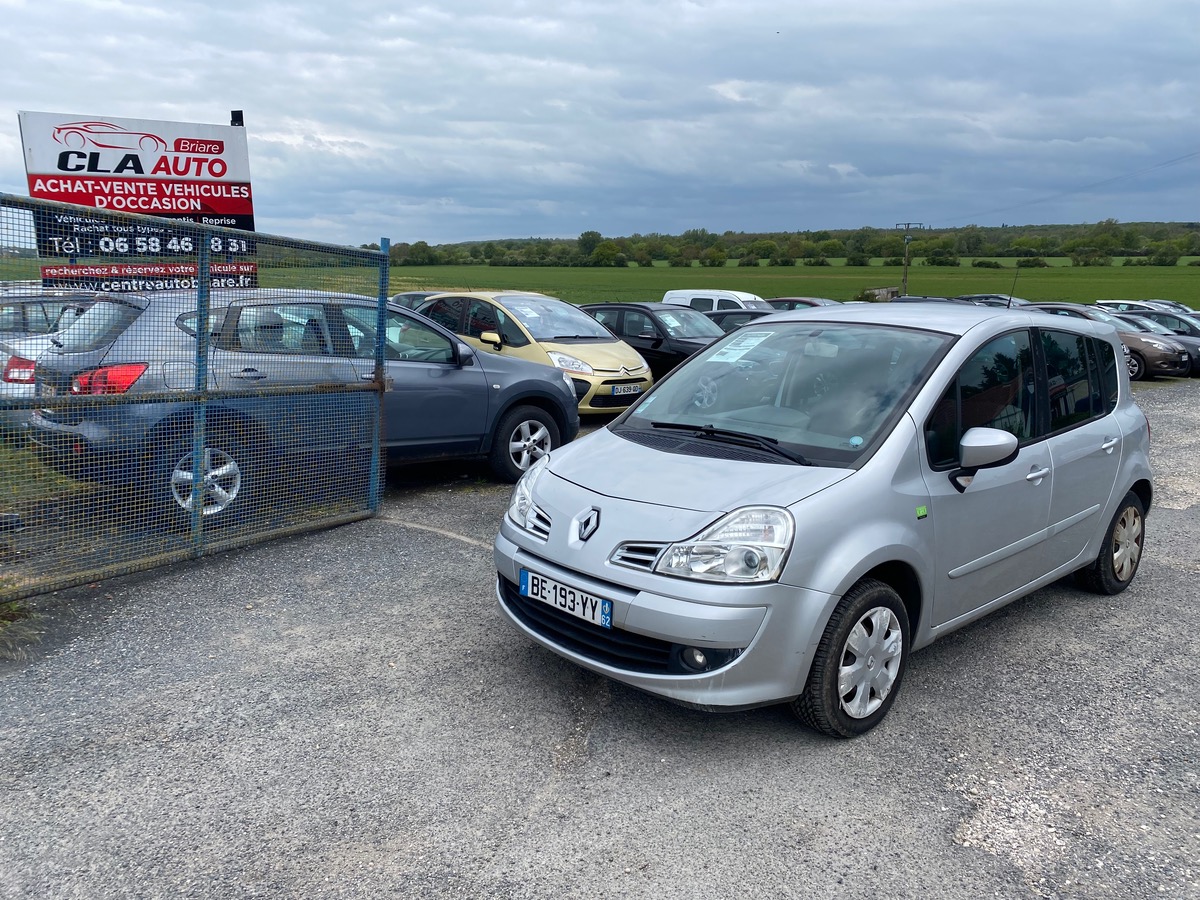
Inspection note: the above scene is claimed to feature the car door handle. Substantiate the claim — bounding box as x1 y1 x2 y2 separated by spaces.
228 369 266 380
1101 437 1119 452
1026 467 1051 482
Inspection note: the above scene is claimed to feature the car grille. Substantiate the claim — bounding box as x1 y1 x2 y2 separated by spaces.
498 574 675 673
587 393 638 409
609 542 666 572
526 506 552 541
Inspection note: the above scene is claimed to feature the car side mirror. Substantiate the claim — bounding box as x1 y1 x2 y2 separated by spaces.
479 330 503 350
950 427 1019 493
456 342 476 366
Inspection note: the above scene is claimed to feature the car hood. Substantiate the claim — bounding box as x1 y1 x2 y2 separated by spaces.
539 339 647 373
546 427 851 513
1119 330 1186 353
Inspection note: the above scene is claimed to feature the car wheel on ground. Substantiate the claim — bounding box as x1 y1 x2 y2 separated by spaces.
150 427 258 529
1075 491 1145 595
1127 352 1146 381
792 578 909 738
489 405 559 483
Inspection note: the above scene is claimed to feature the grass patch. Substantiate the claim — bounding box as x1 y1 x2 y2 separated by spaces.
382 263 1200 307
0 442 87 512
0 598 41 660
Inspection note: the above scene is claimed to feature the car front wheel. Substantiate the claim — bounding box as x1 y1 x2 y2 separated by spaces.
488 405 559 483
1127 351 1146 381
1075 491 1145 595
792 578 909 738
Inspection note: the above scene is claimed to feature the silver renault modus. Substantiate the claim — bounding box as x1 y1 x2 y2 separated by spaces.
494 304 1153 738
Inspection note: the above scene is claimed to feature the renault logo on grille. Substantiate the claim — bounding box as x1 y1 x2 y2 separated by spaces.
578 508 601 542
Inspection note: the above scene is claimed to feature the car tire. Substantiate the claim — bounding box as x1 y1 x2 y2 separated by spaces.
792 578 909 738
1074 491 1145 595
1127 351 1146 381
488 405 559 483
150 427 258 530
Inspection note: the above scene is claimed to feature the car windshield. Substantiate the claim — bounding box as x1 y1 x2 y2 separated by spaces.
744 299 774 310
497 295 615 341
50 298 143 352
1083 307 1124 327
615 322 951 466
654 307 726 339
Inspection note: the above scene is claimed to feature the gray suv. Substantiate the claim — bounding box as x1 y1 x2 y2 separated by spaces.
495 304 1152 738
25 289 579 526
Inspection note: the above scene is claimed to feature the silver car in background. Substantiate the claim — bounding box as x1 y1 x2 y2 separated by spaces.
494 304 1153 738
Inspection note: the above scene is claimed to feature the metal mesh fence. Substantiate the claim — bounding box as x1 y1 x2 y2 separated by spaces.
0 193 388 601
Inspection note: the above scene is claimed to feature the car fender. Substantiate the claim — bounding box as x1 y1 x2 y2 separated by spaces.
778 417 934 648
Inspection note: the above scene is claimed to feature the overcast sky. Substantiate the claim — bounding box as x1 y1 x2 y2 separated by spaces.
2 0 1198 247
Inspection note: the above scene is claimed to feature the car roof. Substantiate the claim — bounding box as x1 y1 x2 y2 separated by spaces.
765 300 1113 339
582 301 689 310
424 290 555 301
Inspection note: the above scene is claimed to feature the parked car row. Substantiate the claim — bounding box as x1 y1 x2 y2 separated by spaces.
3 288 583 528
879 293 1199 382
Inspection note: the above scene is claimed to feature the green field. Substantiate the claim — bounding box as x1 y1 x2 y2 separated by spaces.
4 256 1197 308
385 261 1200 307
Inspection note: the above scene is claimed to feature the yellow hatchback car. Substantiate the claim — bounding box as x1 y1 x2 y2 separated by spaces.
418 292 653 414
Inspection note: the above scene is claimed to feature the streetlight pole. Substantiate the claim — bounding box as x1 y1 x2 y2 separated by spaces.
896 222 923 296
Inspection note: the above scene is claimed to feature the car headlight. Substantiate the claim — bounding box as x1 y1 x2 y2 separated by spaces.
507 454 550 529
546 351 593 376
1144 340 1170 351
655 506 794 583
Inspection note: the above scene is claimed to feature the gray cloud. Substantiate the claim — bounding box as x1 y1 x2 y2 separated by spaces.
2 0 1197 245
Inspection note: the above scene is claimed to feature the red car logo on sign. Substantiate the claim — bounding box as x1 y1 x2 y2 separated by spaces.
52 121 168 153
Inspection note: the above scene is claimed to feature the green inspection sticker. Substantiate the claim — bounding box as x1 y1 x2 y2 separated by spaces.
916 505 928 520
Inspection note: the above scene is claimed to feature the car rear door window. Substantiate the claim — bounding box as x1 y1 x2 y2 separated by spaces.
1041 329 1111 431
422 297 467 332
230 304 330 354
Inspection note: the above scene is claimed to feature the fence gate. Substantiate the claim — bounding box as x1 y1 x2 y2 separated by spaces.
0 193 389 601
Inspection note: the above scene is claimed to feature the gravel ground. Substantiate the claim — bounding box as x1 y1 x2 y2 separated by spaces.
1 381 1197 900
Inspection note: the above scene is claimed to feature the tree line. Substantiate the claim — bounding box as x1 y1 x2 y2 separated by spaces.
368 220 1200 268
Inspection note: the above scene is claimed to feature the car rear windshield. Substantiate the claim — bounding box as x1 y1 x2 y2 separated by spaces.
50 298 144 352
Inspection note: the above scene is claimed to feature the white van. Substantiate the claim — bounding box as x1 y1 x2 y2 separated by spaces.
661 289 773 312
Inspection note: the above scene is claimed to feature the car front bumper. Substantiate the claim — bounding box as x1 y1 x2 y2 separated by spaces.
493 528 835 710
569 373 654 414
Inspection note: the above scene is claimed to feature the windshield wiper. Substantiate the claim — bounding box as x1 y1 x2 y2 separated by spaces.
50 336 64 348
650 421 812 465
551 334 604 340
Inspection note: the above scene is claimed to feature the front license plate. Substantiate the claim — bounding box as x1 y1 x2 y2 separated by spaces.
520 569 612 629
611 384 641 396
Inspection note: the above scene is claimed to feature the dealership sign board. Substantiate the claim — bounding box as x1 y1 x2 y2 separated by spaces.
18 110 256 259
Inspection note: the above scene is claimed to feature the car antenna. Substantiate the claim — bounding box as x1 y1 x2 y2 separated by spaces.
1006 264 1020 308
